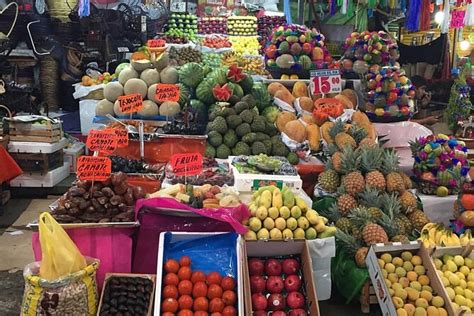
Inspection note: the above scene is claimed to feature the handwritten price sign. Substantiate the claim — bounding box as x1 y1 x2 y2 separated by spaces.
310 69 342 95
118 94 143 114
109 128 128 148
156 84 180 103
170 152 203 176
86 129 118 154
77 156 111 181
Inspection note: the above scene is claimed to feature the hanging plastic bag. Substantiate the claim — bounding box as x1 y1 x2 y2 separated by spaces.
38 212 87 280
331 249 369 303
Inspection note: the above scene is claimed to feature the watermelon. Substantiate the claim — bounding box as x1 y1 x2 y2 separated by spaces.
227 82 244 99
178 63 204 88
251 82 272 112
190 99 207 123
196 79 216 105
208 68 228 85
239 75 254 94
177 83 190 106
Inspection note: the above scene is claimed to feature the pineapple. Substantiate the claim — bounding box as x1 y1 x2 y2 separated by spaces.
352 227 363 240
408 209 430 231
399 191 417 213
355 247 369 268
349 207 389 245
328 120 346 142
347 125 368 145
399 172 413 190
391 235 410 242
396 214 413 234
319 203 353 233
343 172 365 196
335 133 356 150
337 193 357 216
332 151 342 173
382 150 405 194
360 147 386 191
368 207 384 220
377 193 405 240
318 160 340 192
340 147 365 195
358 188 383 220
358 138 377 148
335 229 366 267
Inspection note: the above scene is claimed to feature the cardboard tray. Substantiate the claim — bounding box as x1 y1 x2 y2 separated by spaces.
97 273 156 316
243 239 320 315
154 232 245 315
365 241 454 316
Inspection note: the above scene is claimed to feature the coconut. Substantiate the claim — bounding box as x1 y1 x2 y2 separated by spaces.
159 101 180 116
95 99 114 116
131 59 153 72
160 66 179 84
118 67 138 85
103 82 124 102
138 100 159 118
140 68 160 87
123 78 147 98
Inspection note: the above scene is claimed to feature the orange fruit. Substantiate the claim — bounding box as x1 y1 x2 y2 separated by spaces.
178 266 192 280
164 273 179 287
208 284 223 300
162 298 178 313
194 297 209 311
193 281 208 298
207 272 223 286
163 285 178 299
165 259 180 274
178 280 193 296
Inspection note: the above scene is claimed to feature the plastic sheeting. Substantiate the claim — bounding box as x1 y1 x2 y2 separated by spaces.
374 121 432 148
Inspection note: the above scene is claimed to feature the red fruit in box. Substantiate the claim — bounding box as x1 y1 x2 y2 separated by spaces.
265 259 282 276
178 295 193 310
222 306 237 316
251 293 268 311
287 291 305 309
191 271 207 283
285 275 302 292
209 297 225 313
273 312 287 316
164 273 179 286
266 276 284 294
222 290 237 306
207 272 223 285
248 259 265 276
250 276 266 293
163 285 179 299
221 276 236 291
268 293 286 311
282 258 300 275
289 309 307 316
193 281 208 298
253 312 266 316
165 259 180 273
208 284 223 299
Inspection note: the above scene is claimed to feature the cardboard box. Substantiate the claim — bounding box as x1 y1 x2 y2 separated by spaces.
243 240 320 315
154 232 244 315
97 273 156 316
366 241 453 316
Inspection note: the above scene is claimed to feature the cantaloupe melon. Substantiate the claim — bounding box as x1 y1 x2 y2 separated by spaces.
103 82 124 102
123 78 147 97
159 101 180 116
147 84 159 103
138 100 159 117
140 68 160 86
153 53 170 71
95 99 114 116
113 100 127 117
118 67 138 85
160 66 179 84
276 54 295 69
131 59 152 72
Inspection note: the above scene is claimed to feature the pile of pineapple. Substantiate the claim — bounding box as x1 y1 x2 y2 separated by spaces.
317 118 431 268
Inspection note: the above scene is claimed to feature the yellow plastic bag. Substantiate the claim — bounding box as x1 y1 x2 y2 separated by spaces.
39 212 87 280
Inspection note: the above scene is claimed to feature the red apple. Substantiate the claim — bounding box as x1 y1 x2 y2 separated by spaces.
253 312 267 316
248 258 265 276
265 259 282 276
272 312 287 316
289 309 307 316
252 293 267 311
267 293 286 311
287 291 305 309
250 276 266 293
282 258 300 275
285 275 302 292
266 276 284 294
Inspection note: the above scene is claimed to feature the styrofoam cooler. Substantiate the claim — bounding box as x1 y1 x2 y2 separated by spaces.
307 237 336 300
10 162 70 187
79 99 102 135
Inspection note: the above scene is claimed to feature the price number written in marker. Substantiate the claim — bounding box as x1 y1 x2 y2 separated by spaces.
109 128 128 148
310 69 342 95
77 156 111 181
155 84 180 103
117 94 143 114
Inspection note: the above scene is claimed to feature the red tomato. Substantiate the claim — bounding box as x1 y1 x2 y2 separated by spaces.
164 273 179 287
164 259 180 274
191 271 207 283
221 277 236 291
193 297 209 311
178 295 194 310
207 272 223 285
163 285 178 299
180 256 191 267
178 280 193 296
178 266 192 280
209 298 225 313
193 281 208 298
222 290 237 306
162 298 178 313
222 306 237 316
207 284 223 300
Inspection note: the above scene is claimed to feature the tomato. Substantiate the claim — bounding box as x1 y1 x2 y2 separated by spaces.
163 285 178 299
178 309 194 316
162 313 175 316
221 277 236 291
222 306 237 316
207 284 223 300
180 256 191 267
193 297 209 311
222 290 236 306
194 311 209 316
192 281 208 298
178 280 193 296
164 259 180 274
211 313 222 316
178 266 192 280
164 273 179 287
209 298 225 313
162 298 179 313
191 271 207 283
207 272 223 286
178 295 194 310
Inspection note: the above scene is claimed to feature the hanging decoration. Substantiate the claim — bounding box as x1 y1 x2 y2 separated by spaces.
465 3 474 26
405 0 422 31
446 67 473 134
420 0 432 31
451 9 466 28
78 0 90 17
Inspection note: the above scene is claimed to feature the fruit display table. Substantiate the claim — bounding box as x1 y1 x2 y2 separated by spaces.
417 193 456 226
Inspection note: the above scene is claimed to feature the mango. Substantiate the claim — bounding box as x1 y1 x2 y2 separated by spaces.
259 190 272 208
272 188 283 208
282 188 295 208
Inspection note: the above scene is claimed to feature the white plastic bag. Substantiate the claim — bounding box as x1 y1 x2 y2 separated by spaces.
307 237 336 300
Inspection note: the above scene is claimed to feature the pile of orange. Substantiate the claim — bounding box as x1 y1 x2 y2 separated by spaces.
161 256 238 316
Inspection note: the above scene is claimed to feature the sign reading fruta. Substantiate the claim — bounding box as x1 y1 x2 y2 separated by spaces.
117 94 143 113
77 156 111 181
310 69 342 95
170 152 203 176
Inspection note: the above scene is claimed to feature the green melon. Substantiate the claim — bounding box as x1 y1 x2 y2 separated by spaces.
196 79 216 105
228 82 244 99
299 55 312 70
239 75 254 94
209 68 228 85
177 83 190 106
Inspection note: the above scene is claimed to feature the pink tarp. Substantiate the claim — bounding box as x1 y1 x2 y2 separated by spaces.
32 226 135 289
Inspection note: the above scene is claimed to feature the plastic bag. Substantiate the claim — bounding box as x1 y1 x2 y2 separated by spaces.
39 212 87 280
21 257 99 316
331 249 369 303
307 237 336 301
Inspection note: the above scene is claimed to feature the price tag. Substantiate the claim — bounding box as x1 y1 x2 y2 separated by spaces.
170 153 203 176
86 129 118 154
310 69 342 95
155 84 180 103
77 156 112 181
117 94 143 114
252 179 283 191
109 128 128 148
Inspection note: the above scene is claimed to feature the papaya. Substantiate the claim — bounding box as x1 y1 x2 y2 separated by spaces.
282 188 295 208
276 112 297 132
334 94 354 109
320 121 334 144
268 82 287 96
274 89 296 106
352 111 370 125
284 120 307 143
306 124 321 151
292 81 308 98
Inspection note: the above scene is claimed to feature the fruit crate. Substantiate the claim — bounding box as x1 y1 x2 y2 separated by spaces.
10 150 64 173
97 273 156 316
7 117 63 143
365 241 454 316
359 280 379 314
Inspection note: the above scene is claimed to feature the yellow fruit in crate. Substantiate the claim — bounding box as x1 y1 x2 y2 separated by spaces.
397 308 408 316
293 228 305 239
414 265 425 275
445 287 455 300
404 304 416 316
393 257 404 267
268 207 279 219
305 210 319 225
305 227 317 239
433 258 443 270
420 290 432 302
385 263 396 273
392 282 403 291
393 297 404 309
290 74 299 79
381 253 393 263
431 296 444 307
256 206 268 220
270 228 283 240
422 285 432 293
281 74 290 80
297 217 310 230
263 217 275 230
456 272 466 281
378 259 385 268
460 266 470 276
282 229 293 239
410 281 422 291
415 298 428 309
406 287 420 301
290 206 302 219
279 206 291 219
388 273 399 284
244 230 257 240
275 217 286 230
399 277 410 287
403 261 414 272
401 251 413 261
438 308 447 316
454 255 465 267
249 217 262 232
257 228 270 239
394 288 408 300
286 217 298 230
455 294 467 306
454 286 465 296
418 275 430 286
426 306 438 316
396 267 407 277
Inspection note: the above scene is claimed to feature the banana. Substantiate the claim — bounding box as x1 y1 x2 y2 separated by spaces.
460 232 470 246
435 227 446 245
450 232 461 246
295 196 308 212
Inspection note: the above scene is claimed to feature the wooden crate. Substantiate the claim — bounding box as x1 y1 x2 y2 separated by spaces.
359 280 378 314
8 120 63 143
10 150 64 173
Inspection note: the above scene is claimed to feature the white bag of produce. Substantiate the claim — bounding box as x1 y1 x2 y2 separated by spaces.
307 236 336 300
